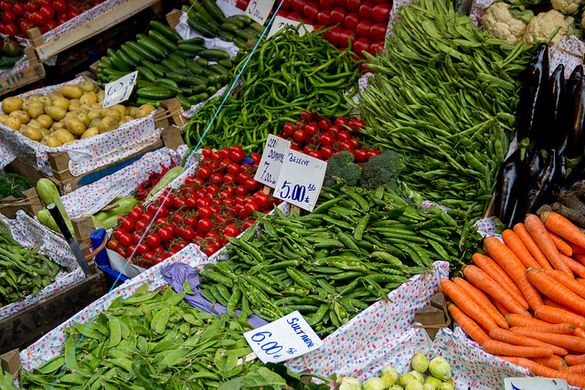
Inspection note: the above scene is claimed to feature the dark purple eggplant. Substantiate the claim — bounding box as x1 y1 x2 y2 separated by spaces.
515 149 558 220
567 65 583 98
542 64 567 151
566 65 585 159
494 149 522 226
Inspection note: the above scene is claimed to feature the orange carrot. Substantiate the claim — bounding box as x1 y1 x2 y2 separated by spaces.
575 327 585 338
506 313 551 328
510 324 576 335
514 223 553 270
490 328 568 356
536 306 585 329
544 298 572 312
483 340 553 357
561 254 585 279
566 354 585 366
508 328 580 353
463 265 531 316
542 211 585 250
502 229 541 269
548 269 585 299
501 357 585 388
453 277 508 329
533 356 567 370
549 231 573 256
576 254 585 266
525 214 572 275
494 301 511 317
471 253 528 308
565 364 585 374
447 303 490 345
441 279 498 331
527 268 585 316
484 237 543 311
571 244 585 255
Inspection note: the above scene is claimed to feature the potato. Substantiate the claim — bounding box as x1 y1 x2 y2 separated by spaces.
81 80 96 93
126 106 138 117
76 112 92 127
48 92 63 101
28 95 41 102
97 90 105 103
87 109 100 121
68 99 80 111
135 104 156 118
98 116 118 133
27 102 45 119
2 96 23 113
27 119 42 129
46 134 63 148
79 92 97 106
59 85 83 99
36 114 53 129
89 118 101 129
45 105 67 121
81 127 99 139
122 115 134 124
54 128 75 143
52 121 65 131
21 126 42 141
38 96 52 106
90 102 101 110
110 104 127 118
52 97 70 110
3 116 20 130
0 114 9 125
10 110 30 125
65 118 85 136
40 128 50 137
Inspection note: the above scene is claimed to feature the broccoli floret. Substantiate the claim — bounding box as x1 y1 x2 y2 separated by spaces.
360 150 403 189
324 151 362 187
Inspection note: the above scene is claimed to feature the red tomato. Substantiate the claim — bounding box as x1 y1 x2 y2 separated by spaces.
372 3 391 22
358 2 373 18
107 239 119 251
119 216 135 232
354 148 368 163
370 41 384 54
3 23 16 36
293 129 306 143
325 26 343 45
24 2 36 12
334 0 345 6
329 125 341 135
320 146 333 160
330 7 345 24
346 0 360 11
180 227 195 241
251 152 261 165
197 218 212 235
136 243 149 255
291 0 305 13
369 22 387 41
304 123 318 137
230 149 245 163
244 178 257 192
244 201 259 215
19 20 32 34
336 130 352 142
319 0 334 9
343 13 359 30
67 10 80 19
236 0 248 9
0 1 10 11
287 11 300 20
209 172 223 185
198 206 213 219
146 234 161 249
318 118 330 130
353 37 371 54
308 150 322 159
223 224 239 237
202 147 213 157
118 233 132 247
1 10 15 23
302 4 318 20
197 166 211 179
348 117 364 131
38 5 54 19
356 20 371 37
253 192 270 209
283 122 295 135
318 133 334 146
53 0 67 13
316 10 330 25
159 227 173 242
337 29 354 48
339 140 354 151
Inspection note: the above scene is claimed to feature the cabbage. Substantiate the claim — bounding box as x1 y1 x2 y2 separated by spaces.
405 381 424 390
424 376 443 388
399 373 418 387
339 377 362 390
429 357 451 380
409 371 424 383
363 377 387 390
410 353 430 373
439 380 455 390
381 366 399 386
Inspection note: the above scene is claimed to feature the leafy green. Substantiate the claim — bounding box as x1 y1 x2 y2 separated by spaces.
0 171 32 199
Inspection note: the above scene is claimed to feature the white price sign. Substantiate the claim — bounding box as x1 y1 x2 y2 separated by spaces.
504 378 567 390
274 148 327 212
243 311 322 363
102 71 138 108
268 16 314 37
254 135 290 187
245 0 276 25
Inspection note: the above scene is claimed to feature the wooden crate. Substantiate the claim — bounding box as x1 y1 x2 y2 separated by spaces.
6 125 184 194
0 272 107 354
0 47 45 98
0 188 43 219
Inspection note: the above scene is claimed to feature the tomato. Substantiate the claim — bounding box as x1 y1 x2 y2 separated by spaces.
303 3 318 20
337 29 354 48
119 216 135 232
318 118 330 130
372 3 391 22
118 233 132 247
235 185 248 197
308 150 322 160
230 149 245 163
343 12 359 30
128 206 142 220
370 41 384 54
180 227 195 241
3 23 16 36
353 37 371 54
2 10 15 23
107 240 119 251
146 234 160 249
19 20 32 34
349 137 360 149
318 133 334 146
354 148 368 163
184 215 197 226
244 178 257 191
366 149 380 160
339 140 354 151
336 130 352 142
159 227 173 242
0 1 11 11
197 218 212 234
319 0 334 9
291 0 305 13
135 220 148 233
302 123 317 137
24 2 36 12
316 10 330 25
330 7 345 24
197 166 211 179
293 129 306 143
223 224 239 237
202 147 213 157
39 5 54 19
320 146 333 160
52 0 67 13
29 11 45 25
287 11 300 20
251 152 261 165
356 20 371 37
370 23 387 41
329 125 341 135
226 162 240 176
209 172 223 185
253 192 270 209
135 243 148 255
116 248 127 258
348 117 364 131
236 172 250 185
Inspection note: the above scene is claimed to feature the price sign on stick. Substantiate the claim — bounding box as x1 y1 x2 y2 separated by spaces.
243 311 323 363
102 71 138 108
268 16 314 37
254 135 291 187
245 0 276 25
274 148 327 212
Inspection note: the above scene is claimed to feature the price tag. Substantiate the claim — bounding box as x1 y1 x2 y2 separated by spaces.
245 0 276 25
254 135 291 187
268 16 314 37
274 148 327 212
102 71 138 108
504 378 567 390
243 311 322 363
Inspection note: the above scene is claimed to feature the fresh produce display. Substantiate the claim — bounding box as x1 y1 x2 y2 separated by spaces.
133 163 180 202
35 178 73 235
0 171 31 199
355 0 532 223
185 26 361 151
279 0 391 55
337 353 455 390
547 181 585 228
445 210 585 387
197 183 479 335
0 219 61 307
107 146 276 266
0 36 23 69
92 196 139 230
0 80 155 145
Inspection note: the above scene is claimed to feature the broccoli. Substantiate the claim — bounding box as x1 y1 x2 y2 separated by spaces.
360 150 403 189
324 151 362 187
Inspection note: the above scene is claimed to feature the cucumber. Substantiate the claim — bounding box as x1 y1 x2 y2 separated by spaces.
249 21 264 33
183 75 208 86
233 37 247 48
136 98 161 106
224 15 245 28
188 92 209 104
127 41 159 62
107 48 131 71
185 60 204 75
245 26 260 37
176 94 192 109
120 44 143 64
166 72 186 83
116 49 138 68
235 30 257 42
209 64 229 75
218 58 232 68
220 22 238 32
190 2 220 28
158 78 182 93
218 30 235 42
136 86 177 100
177 43 204 55
149 30 178 51
206 86 217 95
187 16 215 38
184 83 207 93
149 20 181 42
36 179 74 234
161 58 180 72
178 37 205 45
230 14 253 25
168 53 187 67
196 58 209 67
137 36 168 57
136 80 158 89
202 0 226 23
137 66 156 82
142 60 165 77
199 49 229 61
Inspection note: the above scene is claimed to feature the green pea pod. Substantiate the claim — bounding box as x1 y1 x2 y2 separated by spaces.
108 317 122 347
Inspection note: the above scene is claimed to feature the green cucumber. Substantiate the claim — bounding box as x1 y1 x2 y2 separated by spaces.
195 58 208 67
149 20 182 42
220 22 238 32
176 94 192 109
178 37 205 45
142 60 165 77
177 43 204 55
107 48 131 71
202 0 226 23
168 53 187 67
198 49 229 61
218 58 232 68
218 30 235 42
185 60 204 75
235 30 257 42
137 66 156 82
120 44 143 64
137 36 168 57
149 30 178 51
158 78 182 93
209 64 229 75
116 49 138 68
136 86 177 100
224 15 245 28
188 92 209 104
187 17 215 38
183 75 208 85
127 41 159 62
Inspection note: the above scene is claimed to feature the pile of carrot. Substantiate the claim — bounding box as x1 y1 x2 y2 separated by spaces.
442 211 585 387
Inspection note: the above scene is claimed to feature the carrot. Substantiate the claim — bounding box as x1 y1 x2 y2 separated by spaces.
533 356 567 370
575 327 585 338
502 229 541 269
549 231 573 256
548 269 585 299
501 357 585 388
571 244 585 255
483 340 553 357
489 328 568 356
494 301 511 317
542 211 585 250
514 223 553 270
566 354 585 366
544 297 573 312
510 324 577 335
508 327 582 353
506 313 551 328
447 303 490 345
441 279 498 331
536 306 585 329
525 214 572 275
471 253 528 308
463 265 531 316
565 364 585 374
527 268 585 316
453 277 508 329
576 254 585 266
484 237 543 311
561 254 585 279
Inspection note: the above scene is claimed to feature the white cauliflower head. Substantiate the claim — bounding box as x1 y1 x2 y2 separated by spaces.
482 2 527 43
551 0 582 15
524 9 574 45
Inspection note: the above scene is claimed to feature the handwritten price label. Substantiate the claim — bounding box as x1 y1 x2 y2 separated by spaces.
254 135 291 187
268 16 314 37
504 378 567 390
243 311 322 363
274 148 326 212
102 71 138 108
245 0 276 25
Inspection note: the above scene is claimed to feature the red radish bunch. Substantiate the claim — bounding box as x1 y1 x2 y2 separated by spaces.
278 111 380 162
107 146 278 267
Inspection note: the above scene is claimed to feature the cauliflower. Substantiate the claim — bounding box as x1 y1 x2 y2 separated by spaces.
482 2 527 43
551 0 581 15
524 9 574 45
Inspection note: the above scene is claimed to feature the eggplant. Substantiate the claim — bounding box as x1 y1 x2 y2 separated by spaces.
567 65 583 98
515 149 558 220
566 65 585 159
544 64 568 152
494 149 522 226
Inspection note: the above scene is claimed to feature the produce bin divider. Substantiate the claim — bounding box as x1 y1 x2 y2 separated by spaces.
0 188 43 219
166 9 183 29
0 47 45 98
157 99 189 130
0 349 20 380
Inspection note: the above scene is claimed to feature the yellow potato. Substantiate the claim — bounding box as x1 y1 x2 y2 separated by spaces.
87 109 100 121
48 92 63 101
21 126 42 141
40 128 50 137
28 95 41 102
90 102 101 110
46 134 63 148
97 90 105 103
80 92 97 105
3 116 21 130
2 96 23 113
81 127 99 139
52 97 70 110
36 114 53 129
45 105 67 121
76 112 91 127
27 102 45 119
68 99 80 111
54 128 75 143
52 121 65 131
111 104 127 118
27 119 42 129
81 80 96 93
126 107 138 117
38 96 52 107
89 118 101 129
59 85 83 99
0 114 9 125
98 116 118 133
65 118 85 136
135 104 156 118
9 110 30 125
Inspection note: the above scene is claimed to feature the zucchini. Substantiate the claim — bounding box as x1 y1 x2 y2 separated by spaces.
127 41 159 62
36 179 74 234
161 58 180 72
136 86 177 100
190 2 220 28
137 36 168 57
199 49 229 61
184 83 207 94
148 30 178 51
149 20 182 42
